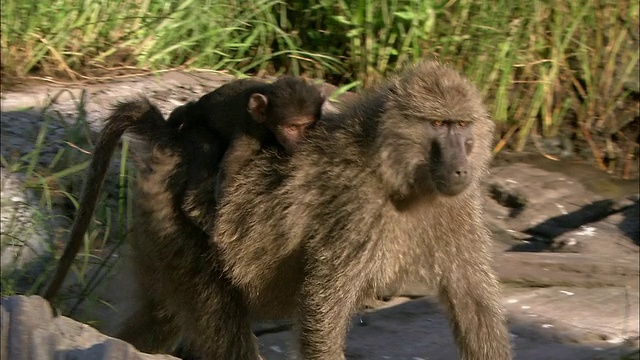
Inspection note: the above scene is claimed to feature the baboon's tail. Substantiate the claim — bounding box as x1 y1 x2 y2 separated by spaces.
42 97 167 302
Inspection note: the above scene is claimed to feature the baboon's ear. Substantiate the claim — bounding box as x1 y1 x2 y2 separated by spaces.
248 94 269 123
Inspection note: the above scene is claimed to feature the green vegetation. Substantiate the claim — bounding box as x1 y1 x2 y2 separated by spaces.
2 0 638 159
1 92 134 319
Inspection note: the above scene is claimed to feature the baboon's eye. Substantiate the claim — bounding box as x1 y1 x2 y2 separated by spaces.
284 124 302 134
431 120 444 127
457 121 468 128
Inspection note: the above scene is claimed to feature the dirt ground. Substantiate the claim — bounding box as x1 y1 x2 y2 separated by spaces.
1 71 638 359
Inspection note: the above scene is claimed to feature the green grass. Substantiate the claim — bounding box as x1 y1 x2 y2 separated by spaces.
2 0 637 164
0 92 133 319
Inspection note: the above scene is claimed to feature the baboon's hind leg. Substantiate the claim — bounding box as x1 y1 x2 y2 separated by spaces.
179 276 260 360
117 297 181 354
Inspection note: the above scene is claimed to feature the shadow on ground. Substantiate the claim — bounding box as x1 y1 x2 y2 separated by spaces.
507 198 639 252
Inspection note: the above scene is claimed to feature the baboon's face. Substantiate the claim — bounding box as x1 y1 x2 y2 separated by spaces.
393 117 474 198
270 114 318 153
249 76 325 154
378 62 489 199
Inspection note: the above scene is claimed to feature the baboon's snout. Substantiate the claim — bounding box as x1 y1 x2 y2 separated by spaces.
430 140 471 196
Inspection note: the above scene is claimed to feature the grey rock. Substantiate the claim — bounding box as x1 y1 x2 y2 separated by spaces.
31 328 60 360
0 168 52 273
483 163 637 243
487 164 600 224
548 236 585 253
1 295 177 360
5 295 54 360
64 338 135 360
1 302 9 360
549 197 639 252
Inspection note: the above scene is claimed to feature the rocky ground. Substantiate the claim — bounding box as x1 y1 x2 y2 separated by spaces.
1 71 638 359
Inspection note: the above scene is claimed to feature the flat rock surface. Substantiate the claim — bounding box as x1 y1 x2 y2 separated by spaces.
1 72 638 359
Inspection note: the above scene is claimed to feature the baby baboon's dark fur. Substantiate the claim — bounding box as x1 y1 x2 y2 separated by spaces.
122 61 511 359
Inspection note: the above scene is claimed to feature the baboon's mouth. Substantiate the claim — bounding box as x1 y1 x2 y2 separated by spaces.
435 180 469 197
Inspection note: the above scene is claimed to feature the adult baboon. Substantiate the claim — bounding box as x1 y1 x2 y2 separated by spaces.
121 61 511 359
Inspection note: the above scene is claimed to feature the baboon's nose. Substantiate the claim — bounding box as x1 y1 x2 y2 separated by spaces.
435 165 471 197
453 167 469 182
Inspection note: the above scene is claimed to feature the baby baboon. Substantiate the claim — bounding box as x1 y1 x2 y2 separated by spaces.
122 61 511 359
167 76 325 221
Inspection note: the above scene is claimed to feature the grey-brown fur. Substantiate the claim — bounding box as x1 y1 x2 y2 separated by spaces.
120 60 511 359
